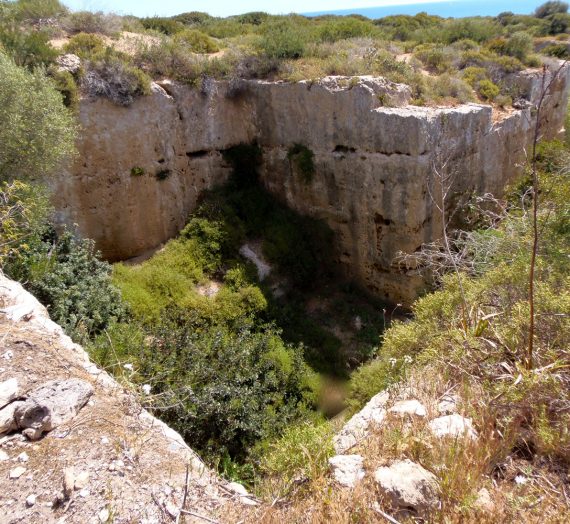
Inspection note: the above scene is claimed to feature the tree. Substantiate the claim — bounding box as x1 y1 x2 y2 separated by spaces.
0 52 77 180
535 1 569 19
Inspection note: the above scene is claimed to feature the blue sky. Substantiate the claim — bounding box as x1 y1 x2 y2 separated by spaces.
62 0 445 18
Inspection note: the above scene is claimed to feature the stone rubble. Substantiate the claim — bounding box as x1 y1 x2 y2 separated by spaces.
429 414 478 441
328 455 366 488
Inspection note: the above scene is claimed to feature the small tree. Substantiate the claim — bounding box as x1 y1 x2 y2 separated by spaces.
0 52 77 180
535 1 569 19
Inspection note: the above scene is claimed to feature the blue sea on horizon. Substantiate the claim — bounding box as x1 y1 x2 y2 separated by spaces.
304 1 545 19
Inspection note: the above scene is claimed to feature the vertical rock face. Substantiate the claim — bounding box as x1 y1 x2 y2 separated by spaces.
52 66 570 304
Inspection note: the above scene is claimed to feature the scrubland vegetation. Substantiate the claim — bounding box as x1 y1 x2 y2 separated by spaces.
1 0 570 520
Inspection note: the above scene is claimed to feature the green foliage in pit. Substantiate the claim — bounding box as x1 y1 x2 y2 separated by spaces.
1 183 123 343
287 144 316 183
0 52 77 181
347 141 570 463
130 166 145 176
90 319 318 461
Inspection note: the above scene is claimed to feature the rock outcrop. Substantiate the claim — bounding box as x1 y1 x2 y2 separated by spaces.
52 65 570 304
0 274 248 522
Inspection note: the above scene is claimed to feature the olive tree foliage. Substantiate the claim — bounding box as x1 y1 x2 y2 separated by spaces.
0 52 77 181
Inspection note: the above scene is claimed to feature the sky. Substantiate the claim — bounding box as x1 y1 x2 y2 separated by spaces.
61 0 446 18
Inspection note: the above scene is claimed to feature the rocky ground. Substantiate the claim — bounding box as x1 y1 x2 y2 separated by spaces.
0 274 252 523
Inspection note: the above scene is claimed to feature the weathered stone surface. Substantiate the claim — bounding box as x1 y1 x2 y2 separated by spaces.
0 400 24 435
374 459 439 517
429 414 478 441
437 394 459 415
389 399 427 417
52 65 570 305
0 378 19 408
56 53 81 74
333 391 389 453
14 379 94 440
474 487 495 513
329 454 365 488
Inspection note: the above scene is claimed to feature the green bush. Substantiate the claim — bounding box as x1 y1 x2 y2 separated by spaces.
8 228 124 342
0 52 77 180
477 78 500 100
63 32 106 59
11 0 67 22
62 10 122 35
50 69 79 111
0 24 58 69
547 12 570 34
173 29 219 54
140 16 184 35
542 42 570 57
259 18 308 59
130 166 145 176
287 143 316 183
318 17 375 43
82 55 152 106
90 320 317 460
173 11 214 26
535 1 569 18
414 44 453 73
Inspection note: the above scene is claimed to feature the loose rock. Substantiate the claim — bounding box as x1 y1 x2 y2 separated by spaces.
0 378 19 408
429 414 478 440
329 455 366 488
437 394 459 415
0 401 24 435
9 466 26 479
374 459 439 517
389 399 427 417
474 487 495 512
25 494 36 507
14 379 94 440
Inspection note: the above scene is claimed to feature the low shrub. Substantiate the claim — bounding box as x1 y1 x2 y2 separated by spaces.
414 44 453 73
173 29 219 54
0 24 58 69
62 10 122 36
130 166 145 176
477 78 500 100
259 18 308 59
542 42 570 57
140 16 184 35
317 17 376 43
63 32 106 59
50 69 79 111
82 55 152 106
287 143 316 183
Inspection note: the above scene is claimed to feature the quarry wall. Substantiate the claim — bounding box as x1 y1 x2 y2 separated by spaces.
52 64 570 304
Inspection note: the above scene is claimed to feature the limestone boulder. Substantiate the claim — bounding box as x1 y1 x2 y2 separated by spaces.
389 399 427 417
329 455 365 488
374 459 439 517
56 53 81 74
429 414 478 441
333 391 389 453
0 401 24 435
14 379 93 440
0 378 19 408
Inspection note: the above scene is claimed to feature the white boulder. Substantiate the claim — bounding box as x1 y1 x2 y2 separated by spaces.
328 455 365 488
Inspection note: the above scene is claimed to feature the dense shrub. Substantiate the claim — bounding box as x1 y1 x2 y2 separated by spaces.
0 23 58 68
11 0 67 23
19 230 124 341
414 44 453 73
82 55 152 106
0 52 77 180
63 32 106 58
50 69 79 111
90 320 318 460
542 42 570 57
535 1 569 18
317 17 375 43
259 18 308 59
62 10 122 35
477 78 500 100
140 16 184 35
173 11 214 27
173 29 219 54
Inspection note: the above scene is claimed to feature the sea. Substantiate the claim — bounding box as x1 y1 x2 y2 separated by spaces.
304 1 546 19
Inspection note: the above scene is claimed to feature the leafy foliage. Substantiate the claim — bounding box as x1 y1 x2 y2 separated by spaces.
0 52 77 180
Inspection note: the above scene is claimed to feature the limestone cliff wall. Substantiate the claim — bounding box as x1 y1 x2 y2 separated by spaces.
52 65 570 304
